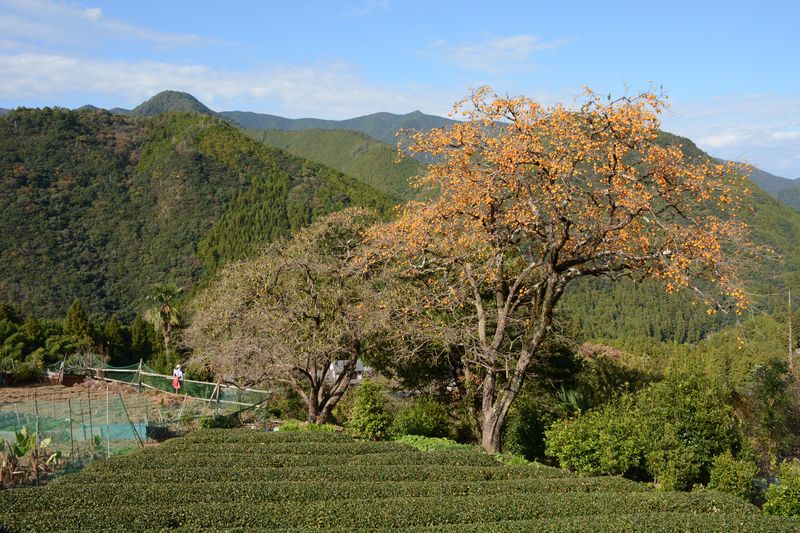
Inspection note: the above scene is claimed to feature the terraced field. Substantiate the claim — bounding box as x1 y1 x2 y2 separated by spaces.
0 429 797 531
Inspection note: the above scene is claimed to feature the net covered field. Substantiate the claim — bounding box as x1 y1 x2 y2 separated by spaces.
1 429 798 532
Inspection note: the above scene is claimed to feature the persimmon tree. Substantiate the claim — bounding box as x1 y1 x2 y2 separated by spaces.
186 208 389 423
367 86 750 452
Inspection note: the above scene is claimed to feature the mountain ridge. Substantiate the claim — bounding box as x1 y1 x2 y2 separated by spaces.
38 90 798 207
0 108 392 318
130 90 217 118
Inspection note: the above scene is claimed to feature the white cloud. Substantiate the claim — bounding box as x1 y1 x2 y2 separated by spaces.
772 131 800 141
83 7 102 21
697 132 746 149
664 94 800 177
0 52 456 118
0 0 221 50
432 33 571 74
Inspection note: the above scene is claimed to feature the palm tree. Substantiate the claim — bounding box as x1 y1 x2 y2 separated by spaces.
145 284 182 359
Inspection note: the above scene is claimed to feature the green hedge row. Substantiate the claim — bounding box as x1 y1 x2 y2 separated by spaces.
178 429 355 443
157 440 413 455
0 492 760 531
0 478 651 511
103 450 500 469
158 441 433 455
52 463 572 485
400 513 800 532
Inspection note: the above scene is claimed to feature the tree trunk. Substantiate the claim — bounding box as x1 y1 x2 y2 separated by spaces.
307 402 320 423
480 409 503 453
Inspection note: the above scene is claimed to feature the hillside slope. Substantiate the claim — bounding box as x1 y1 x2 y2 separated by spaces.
0 108 391 318
247 128 426 200
2 430 794 532
221 109 457 145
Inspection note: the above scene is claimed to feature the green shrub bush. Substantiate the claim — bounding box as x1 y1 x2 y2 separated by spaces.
348 380 393 440
764 459 800 516
707 451 757 502
392 396 451 438
545 395 641 476
197 413 239 429
503 386 566 462
546 374 741 489
11 361 41 384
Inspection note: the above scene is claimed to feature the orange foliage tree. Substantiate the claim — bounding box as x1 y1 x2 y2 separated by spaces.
367 87 750 452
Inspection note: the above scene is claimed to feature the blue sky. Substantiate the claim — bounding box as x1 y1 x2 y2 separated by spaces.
1 0 798 178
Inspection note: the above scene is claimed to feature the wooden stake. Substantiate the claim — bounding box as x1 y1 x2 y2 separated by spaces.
179 393 188 418
118 393 143 447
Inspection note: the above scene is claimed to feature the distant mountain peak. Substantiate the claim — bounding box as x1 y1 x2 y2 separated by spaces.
131 90 216 118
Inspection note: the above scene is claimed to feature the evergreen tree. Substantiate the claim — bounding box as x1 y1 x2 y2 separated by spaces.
63 299 90 340
104 314 125 363
131 315 153 362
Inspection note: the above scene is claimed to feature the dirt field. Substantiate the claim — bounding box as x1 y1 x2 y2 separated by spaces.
0 379 180 408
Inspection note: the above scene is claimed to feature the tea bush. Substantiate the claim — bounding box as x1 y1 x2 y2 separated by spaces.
1 429 793 531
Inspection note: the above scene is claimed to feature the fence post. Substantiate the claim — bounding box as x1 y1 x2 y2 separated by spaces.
87 393 94 441
67 398 74 457
106 384 110 459
137 359 143 392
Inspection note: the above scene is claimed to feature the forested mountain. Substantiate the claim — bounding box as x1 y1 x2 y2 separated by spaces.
748 166 799 195
221 109 456 145
777 187 800 210
0 108 10 116
130 91 217 118
247 128 425 200
560 135 800 343
0 108 391 319
2 91 799 346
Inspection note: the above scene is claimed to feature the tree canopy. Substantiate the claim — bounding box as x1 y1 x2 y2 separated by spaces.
186 208 390 423
367 86 752 452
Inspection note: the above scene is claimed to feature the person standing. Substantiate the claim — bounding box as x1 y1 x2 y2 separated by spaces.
172 364 184 393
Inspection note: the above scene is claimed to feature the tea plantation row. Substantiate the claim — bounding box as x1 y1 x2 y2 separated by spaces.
0 429 798 531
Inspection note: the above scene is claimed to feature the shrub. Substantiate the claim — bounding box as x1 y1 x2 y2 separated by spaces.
197 413 239 429
391 396 451 438
11 361 40 384
764 459 800 516
265 387 305 420
504 385 567 462
545 395 641 476
707 451 757 502
545 374 741 489
348 381 393 440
